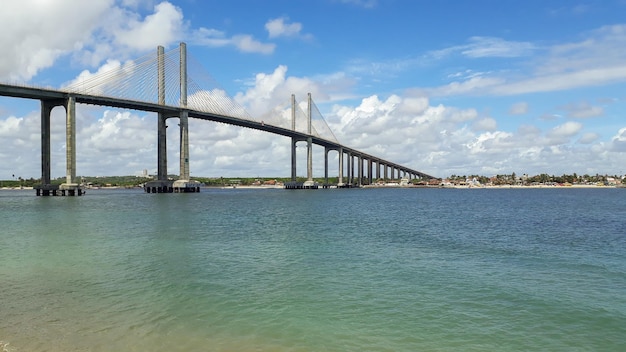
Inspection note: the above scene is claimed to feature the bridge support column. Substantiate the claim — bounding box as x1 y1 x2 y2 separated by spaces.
157 45 168 182
324 147 329 187
368 159 373 185
59 96 82 196
65 96 76 184
304 136 314 186
375 160 380 180
157 113 167 181
291 138 297 182
179 110 190 180
357 156 363 187
346 152 352 187
289 94 297 183
41 101 52 187
36 99 62 196
302 93 316 189
338 147 344 187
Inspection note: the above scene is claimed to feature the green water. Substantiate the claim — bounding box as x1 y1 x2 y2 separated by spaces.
1 188 625 351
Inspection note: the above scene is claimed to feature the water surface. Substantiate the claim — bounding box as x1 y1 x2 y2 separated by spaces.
1 188 625 351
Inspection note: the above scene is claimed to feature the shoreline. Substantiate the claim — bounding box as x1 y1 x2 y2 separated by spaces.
1 184 623 192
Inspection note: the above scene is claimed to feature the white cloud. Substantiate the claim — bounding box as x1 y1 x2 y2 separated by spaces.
546 121 583 145
578 132 599 144
509 102 529 115
428 76 504 97
0 0 277 82
113 2 185 51
610 127 626 152
0 0 112 81
265 17 306 38
461 37 536 58
423 24 626 98
234 65 327 117
561 101 604 119
472 118 497 131
431 36 535 60
191 30 275 54
493 66 626 96
231 35 276 54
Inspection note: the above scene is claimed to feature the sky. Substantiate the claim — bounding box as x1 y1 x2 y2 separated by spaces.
2 0 626 179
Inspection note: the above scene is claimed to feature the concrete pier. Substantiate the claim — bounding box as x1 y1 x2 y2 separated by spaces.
285 181 318 189
144 179 201 193
36 96 83 196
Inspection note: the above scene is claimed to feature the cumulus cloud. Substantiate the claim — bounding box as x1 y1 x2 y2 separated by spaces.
234 65 332 118
546 121 583 145
0 0 112 81
265 17 309 39
610 127 626 152
113 2 185 51
0 0 277 82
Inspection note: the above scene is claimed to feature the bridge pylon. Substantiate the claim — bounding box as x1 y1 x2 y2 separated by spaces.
145 42 200 193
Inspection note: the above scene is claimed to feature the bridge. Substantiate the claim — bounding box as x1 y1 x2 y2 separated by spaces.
0 43 435 195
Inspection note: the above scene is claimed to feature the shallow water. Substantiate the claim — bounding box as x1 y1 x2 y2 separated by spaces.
1 188 625 351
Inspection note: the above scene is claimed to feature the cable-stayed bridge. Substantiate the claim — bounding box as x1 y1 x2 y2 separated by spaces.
0 43 435 195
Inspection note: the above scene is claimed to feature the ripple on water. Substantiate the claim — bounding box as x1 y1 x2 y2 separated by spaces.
1 188 625 351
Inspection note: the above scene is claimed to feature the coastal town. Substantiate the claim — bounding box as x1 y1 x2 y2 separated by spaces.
432 173 626 188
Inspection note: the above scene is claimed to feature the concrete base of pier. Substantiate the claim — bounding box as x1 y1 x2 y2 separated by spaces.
144 180 173 193
172 179 201 193
35 183 84 196
144 180 201 193
285 181 319 189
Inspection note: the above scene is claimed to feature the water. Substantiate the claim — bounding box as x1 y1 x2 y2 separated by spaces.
1 187 625 351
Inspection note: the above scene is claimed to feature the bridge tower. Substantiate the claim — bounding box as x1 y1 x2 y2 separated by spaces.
145 42 200 193
302 93 316 188
287 93 318 189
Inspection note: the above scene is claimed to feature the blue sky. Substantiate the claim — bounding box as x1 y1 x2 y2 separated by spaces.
2 0 626 179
